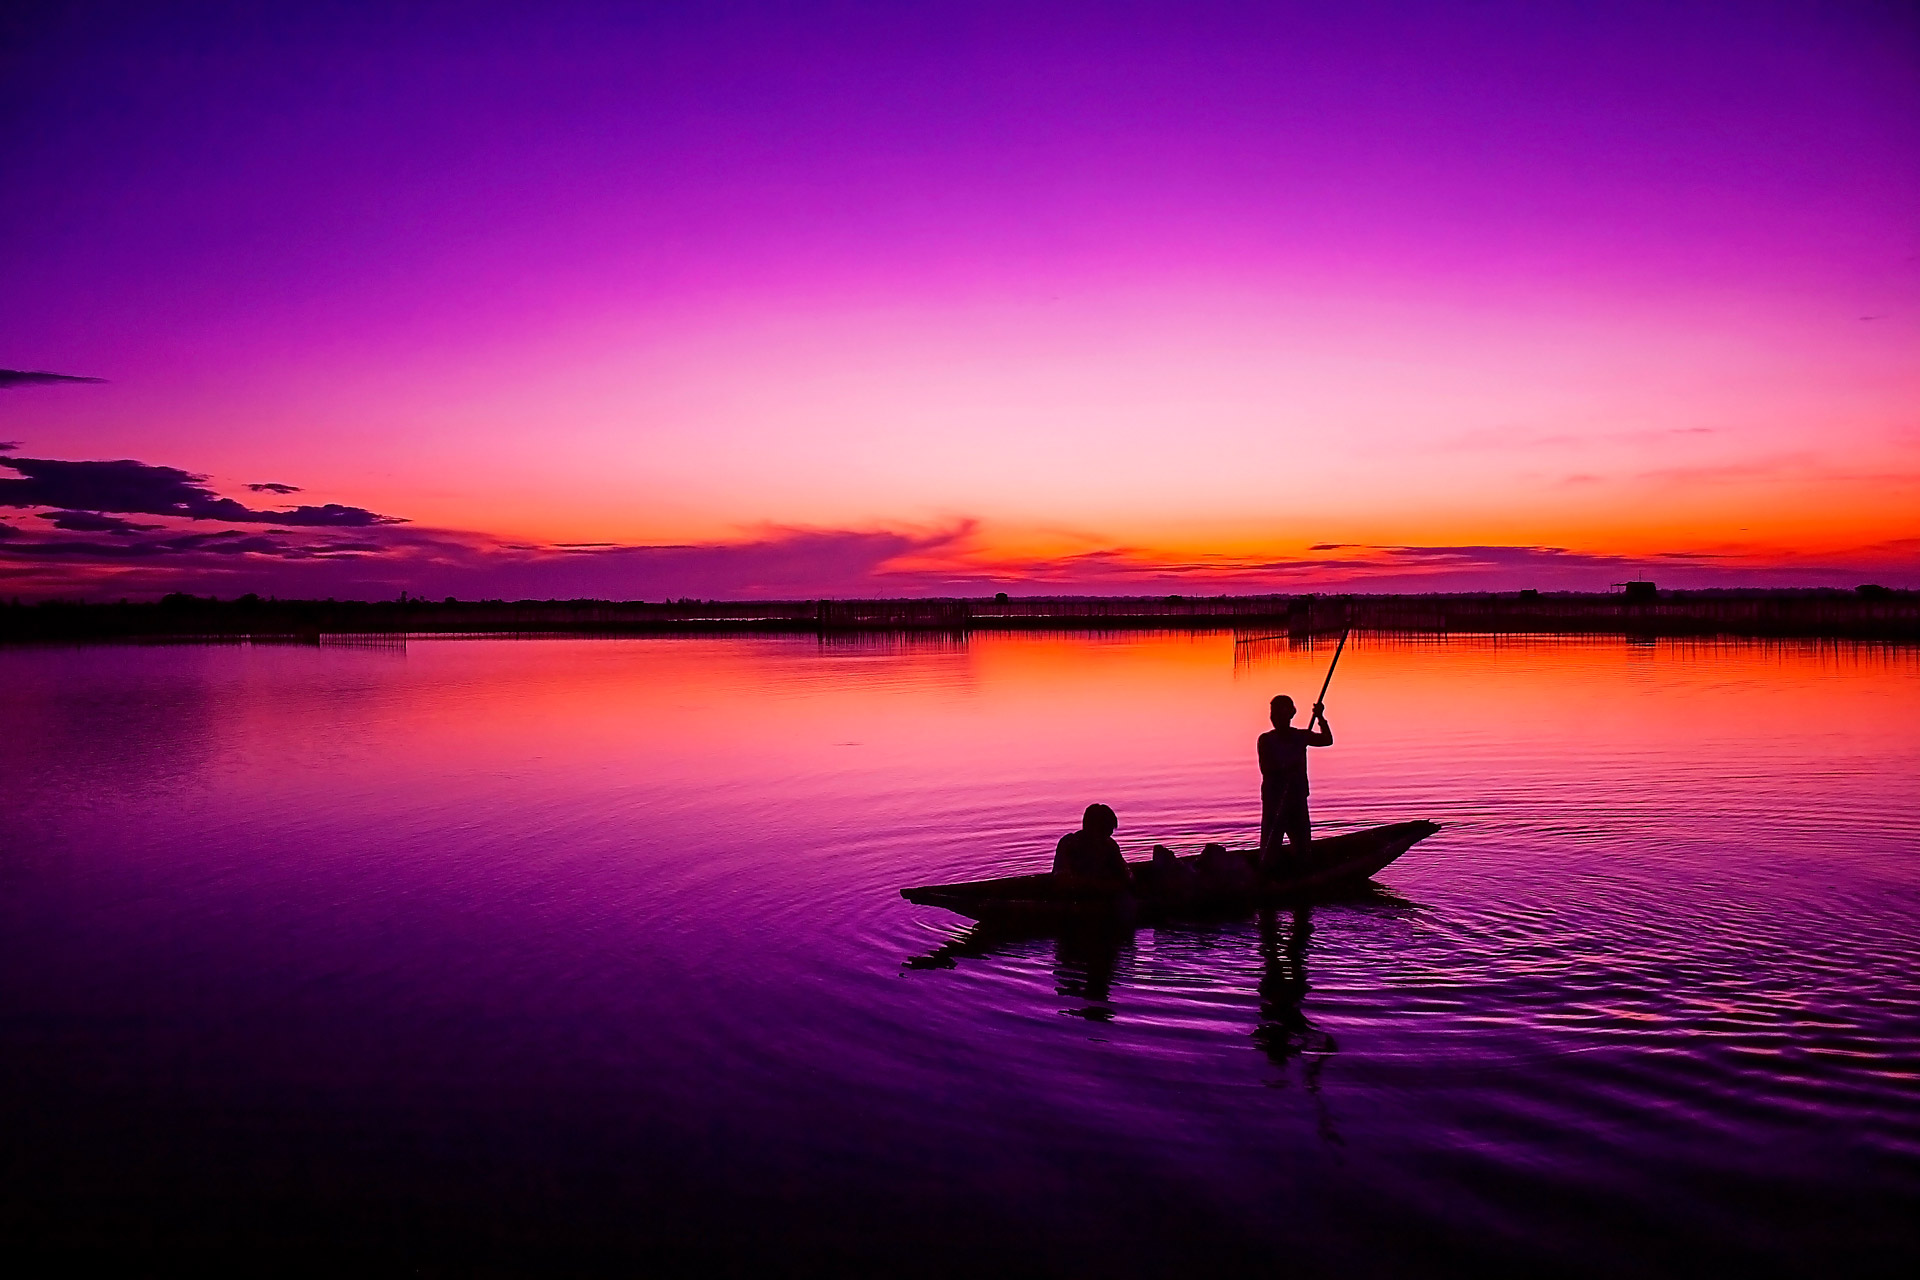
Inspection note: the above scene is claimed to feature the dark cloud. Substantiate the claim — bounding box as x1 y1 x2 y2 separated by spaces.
1313 544 1681 572
263 502 404 528
0 449 414 594
38 510 159 535
0 370 105 389
0 442 18 452
1 528 318 560
247 482 302 494
0 456 401 527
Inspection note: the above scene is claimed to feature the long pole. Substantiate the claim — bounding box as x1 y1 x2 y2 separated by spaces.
1313 625 1351 717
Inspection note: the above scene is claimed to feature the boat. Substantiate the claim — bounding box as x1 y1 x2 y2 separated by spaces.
900 820 1439 925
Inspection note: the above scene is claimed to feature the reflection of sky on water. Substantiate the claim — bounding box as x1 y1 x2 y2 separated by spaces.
0 633 1915 1272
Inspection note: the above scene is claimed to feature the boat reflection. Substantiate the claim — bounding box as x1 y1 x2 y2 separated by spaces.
904 886 1416 1106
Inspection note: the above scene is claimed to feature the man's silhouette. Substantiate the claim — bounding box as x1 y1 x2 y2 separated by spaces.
1258 695 1332 869
1052 803 1130 889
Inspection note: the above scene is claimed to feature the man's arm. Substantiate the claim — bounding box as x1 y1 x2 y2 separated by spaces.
1308 703 1333 746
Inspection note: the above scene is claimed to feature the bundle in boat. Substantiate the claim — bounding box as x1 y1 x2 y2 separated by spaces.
901 819 1439 925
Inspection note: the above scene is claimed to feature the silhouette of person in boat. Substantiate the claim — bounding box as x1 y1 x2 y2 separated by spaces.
1258 695 1332 871
1052 803 1130 890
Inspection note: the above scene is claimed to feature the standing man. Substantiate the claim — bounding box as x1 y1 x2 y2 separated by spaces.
1258 695 1333 870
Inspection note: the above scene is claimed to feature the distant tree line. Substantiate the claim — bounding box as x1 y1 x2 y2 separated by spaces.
2 586 1915 643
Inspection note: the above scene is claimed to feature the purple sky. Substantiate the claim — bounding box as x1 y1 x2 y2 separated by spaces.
4 1 1917 598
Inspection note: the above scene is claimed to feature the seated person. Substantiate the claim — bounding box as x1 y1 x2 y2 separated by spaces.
1052 803 1130 890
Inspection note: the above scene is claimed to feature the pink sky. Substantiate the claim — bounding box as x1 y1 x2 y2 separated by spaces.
3 2 1917 598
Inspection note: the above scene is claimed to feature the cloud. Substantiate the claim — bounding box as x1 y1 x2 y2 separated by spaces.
1326 544 1644 568
0 485 985 599
3 448 1913 600
0 449 418 594
0 525 404 562
914 540 1773 596
1441 425 1721 454
0 370 105 389
0 456 401 527
7 517 1915 598
1442 427 1582 452
38 510 160 535
461 522 981 600
1293 543 1723 577
1635 459 1798 484
247 482 302 494
0 442 18 452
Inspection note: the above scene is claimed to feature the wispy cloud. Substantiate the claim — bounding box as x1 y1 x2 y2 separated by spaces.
0 370 105 390
1634 455 1814 485
1440 425 1718 454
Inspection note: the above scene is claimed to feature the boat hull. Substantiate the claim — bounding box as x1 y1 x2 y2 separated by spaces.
901 820 1439 925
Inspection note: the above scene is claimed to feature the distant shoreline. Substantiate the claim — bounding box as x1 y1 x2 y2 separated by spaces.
4 588 1916 643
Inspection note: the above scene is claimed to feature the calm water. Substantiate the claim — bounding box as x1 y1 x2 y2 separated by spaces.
3 632 1917 1274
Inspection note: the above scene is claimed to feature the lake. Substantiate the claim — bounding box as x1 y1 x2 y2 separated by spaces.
2 632 1916 1274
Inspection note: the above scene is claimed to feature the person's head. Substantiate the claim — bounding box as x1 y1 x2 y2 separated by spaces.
1270 695 1296 728
1081 803 1118 836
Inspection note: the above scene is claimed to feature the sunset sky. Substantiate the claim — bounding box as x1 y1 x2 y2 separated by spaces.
3 1 1917 598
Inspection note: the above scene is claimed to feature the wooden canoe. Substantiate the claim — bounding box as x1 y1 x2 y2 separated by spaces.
901 819 1439 925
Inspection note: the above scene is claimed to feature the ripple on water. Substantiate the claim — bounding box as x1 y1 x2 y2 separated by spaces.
0 633 1916 1274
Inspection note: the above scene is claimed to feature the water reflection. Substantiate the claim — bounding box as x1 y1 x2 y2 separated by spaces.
1053 929 1122 1022
6 633 1917 1274
1252 908 1328 1072
903 885 1418 1102
1252 907 1345 1146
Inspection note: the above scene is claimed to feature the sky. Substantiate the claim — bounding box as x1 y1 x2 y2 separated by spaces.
3 0 1917 599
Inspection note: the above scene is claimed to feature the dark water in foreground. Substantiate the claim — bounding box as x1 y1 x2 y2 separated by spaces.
3 633 1917 1274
